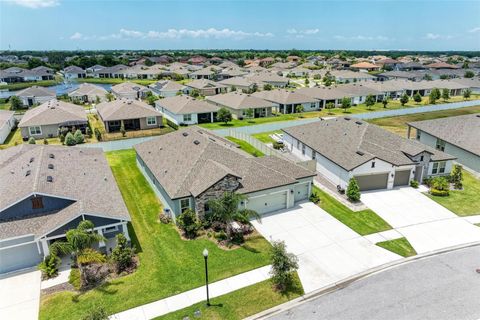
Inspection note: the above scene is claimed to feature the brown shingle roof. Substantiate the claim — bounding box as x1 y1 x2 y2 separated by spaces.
96 98 162 121
18 99 87 127
206 92 276 110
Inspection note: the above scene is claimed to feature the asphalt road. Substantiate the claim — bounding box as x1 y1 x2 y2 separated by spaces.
269 246 480 320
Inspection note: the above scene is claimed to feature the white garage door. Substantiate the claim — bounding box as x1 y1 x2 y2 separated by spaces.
247 191 287 215
0 242 43 274
294 184 309 202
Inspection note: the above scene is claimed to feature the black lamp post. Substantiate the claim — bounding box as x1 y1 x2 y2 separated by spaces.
203 248 210 306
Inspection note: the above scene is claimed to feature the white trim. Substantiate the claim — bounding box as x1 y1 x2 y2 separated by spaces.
0 233 35 243
179 198 191 212
0 239 37 251
0 192 78 214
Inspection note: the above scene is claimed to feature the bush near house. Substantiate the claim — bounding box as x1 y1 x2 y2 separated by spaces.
450 164 463 190
346 177 361 202
38 255 61 280
429 176 450 197
410 179 419 188
176 209 200 239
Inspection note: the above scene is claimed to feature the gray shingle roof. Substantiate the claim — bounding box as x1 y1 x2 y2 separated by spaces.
408 114 480 157
148 80 186 92
96 98 162 121
111 81 149 95
155 95 219 115
282 117 455 171
16 85 56 98
0 145 130 240
186 79 227 90
68 83 108 97
18 99 87 127
134 127 315 199
252 89 319 105
206 92 276 110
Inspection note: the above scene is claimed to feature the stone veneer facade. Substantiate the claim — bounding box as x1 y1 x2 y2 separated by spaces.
194 175 241 219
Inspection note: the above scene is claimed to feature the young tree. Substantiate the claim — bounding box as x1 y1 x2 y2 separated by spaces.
176 209 200 239
28 137 36 144
295 105 304 113
304 78 310 86
464 70 475 78
450 164 463 190
365 94 376 110
411 92 421 103
263 83 273 91
65 132 76 146
341 97 351 112
10 96 23 110
110 233 135 274
325 102 335 110
245 108 254 119
74 129 85 144
270 240 299 293
441 88 450 101
429 91 437 104
382 97 389 108
400 93 409 106
216 107 232 124
346 177 361 202
431 88 441 100
423 74 433 81
463 88 472 100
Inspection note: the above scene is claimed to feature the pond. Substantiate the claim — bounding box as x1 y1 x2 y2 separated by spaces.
0 82 113 99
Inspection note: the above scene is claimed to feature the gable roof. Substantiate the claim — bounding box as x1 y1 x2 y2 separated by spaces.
206 92 276 110
252 89 319 104
282 117 455 171
155 95 219 115
0 145 130 240
96 98 162 121
350 62 380 69
186 79 227 90
134 127 315 199
148 80 186 92
16 85 56 98
68 83 108 97
18 99 87 127
111 81 149 94
408 114 480 157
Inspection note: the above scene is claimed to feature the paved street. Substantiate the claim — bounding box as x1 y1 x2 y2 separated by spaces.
269 246 480 320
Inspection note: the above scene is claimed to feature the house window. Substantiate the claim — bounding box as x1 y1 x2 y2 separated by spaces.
420 155 424 161
180 198 190 213
31 197 43 209
183 114 192 122
146 116 157 126
436 138 446 151
302 144 306 155
29 126 42 136
432 161 446 174
371 161 375 168
103 225 119 233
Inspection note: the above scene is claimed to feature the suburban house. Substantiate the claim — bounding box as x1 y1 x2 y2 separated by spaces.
0 145 131 274
96 98 163 133
245 72 290 88
134 127 316 218
407 114 480 173
218 77 256 92
18 100 88 139
282 117 455 191
62 66 86 79
188 67 219 80
350 62 381 72
329 70 376 83
15 85 56 107
252 89 320 113
217 67 248 80
0 110 15 144
68 83 109 103
155 95 219 125
92 64 128 78
206 92 275 119
111 81 150 100
425 62 460 70
185 79 228 96
401 80 468 97
86 64 105 73
0 67 54 83
376 71 422 82
297 84 383 107
148 80 187 97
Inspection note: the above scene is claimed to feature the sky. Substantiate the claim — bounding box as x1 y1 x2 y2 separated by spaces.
1 0 480 51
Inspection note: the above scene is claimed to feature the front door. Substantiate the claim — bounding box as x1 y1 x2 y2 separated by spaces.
414 165 424 182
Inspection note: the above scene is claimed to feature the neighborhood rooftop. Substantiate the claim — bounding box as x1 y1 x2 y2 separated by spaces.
18 99 87 127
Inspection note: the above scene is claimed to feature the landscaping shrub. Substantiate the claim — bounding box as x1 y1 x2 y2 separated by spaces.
28 137 36 144
430 189 450 197
81 304 108 320
450 164 463 190
410 179 419 188
85 127 92 138
217 107 233 124
38 254 61 279
346 177 361 202
214 230 228 242
309 191 320 204
270 240 299 293
166 118 178 130
159 213 172 224
43 138 48 145
68 267 81 290
177 209 200 239
74 129 85 144
65 132 76 146
94 128 102 141
111 233 136 274
272 141 284 150
429 176 450 197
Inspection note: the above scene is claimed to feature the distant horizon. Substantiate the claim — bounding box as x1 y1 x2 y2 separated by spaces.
1 0 479 51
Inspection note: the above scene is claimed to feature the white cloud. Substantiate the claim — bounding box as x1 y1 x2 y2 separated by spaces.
469 27 480 33
286 28 319 35
68 28 274 41
7 0 59 8
334 35 390 41
425 33 453 40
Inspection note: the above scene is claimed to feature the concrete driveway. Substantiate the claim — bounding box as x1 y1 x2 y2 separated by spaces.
251 202 401 293
361 187 480 253
0 270 41 320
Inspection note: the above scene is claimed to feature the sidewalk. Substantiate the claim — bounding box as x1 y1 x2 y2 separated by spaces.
109 265 272 320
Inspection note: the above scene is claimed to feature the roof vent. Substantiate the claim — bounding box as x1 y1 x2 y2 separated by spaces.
344 117 351 121
104 176 107 181
355 121 362 125
49 153 55 159
48 164 54 169
26 170 31 176
30 157 34 163
193 140 200 145
356 150 365 156
182 132 189 137
47 176 53 182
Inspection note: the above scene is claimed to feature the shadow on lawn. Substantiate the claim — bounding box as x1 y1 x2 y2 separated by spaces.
128 222 143 253
71 280 125 303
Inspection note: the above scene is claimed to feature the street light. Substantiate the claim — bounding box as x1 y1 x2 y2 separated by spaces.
203 248 210 306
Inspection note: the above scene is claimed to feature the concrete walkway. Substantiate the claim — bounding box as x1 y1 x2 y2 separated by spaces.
109 265 272 320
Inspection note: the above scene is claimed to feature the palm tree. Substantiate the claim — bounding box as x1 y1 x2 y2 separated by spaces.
207 192 261 240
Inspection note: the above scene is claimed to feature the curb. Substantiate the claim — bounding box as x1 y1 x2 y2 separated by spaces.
244 241 480 320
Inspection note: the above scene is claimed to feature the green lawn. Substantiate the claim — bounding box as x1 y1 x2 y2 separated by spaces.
39 149 272 320
368 105 480 136
0 128 23 150
199 97 480 130
376 237 417 257
226 136 264 157
0 102 10 110
156 274 303 320
426 171 480 217
252 130 282 144
312 186 392 235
